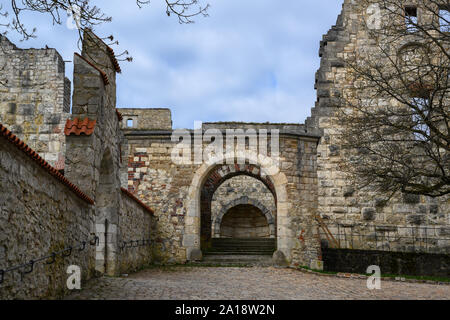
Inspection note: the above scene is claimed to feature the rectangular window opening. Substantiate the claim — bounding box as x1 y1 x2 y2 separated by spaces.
439 8 450 32
405 6 418 33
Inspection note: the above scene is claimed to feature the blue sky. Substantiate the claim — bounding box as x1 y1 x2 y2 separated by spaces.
4 0 343 128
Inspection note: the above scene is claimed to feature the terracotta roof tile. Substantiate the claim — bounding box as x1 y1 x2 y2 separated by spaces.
65 118 97 136
116 109 123 121
0 123 94 205
86 30 122 73
121 188 154 216
106 46 122 74
74 53 110 85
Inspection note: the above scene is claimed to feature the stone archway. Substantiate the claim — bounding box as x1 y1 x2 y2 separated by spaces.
200 163 277 249
183 154 290 262
213 196 276 238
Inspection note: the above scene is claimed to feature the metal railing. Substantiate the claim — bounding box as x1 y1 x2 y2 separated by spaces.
319 224 450 254
0 236 99 285
119 239 152 251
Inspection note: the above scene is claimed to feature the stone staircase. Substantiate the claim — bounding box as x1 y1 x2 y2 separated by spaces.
199 238 276 266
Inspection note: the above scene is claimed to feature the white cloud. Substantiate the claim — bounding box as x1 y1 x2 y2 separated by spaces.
3 0 344 128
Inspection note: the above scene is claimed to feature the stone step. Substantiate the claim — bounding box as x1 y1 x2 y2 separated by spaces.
212 238 276 242
196 254 274 267
205 251 274 256
206 249 276 253
209 245 276 249
212 241 276 246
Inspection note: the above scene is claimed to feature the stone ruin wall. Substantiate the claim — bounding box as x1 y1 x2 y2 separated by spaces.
0 33 155 299
0 132 95 299
120 108 172 131
0 35 70 169
2 2 448 296
118 192 155 273
123 118 321 267
308 0 449 253
124 133 194 264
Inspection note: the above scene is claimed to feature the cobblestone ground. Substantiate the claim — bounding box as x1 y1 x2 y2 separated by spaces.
66 266 450 300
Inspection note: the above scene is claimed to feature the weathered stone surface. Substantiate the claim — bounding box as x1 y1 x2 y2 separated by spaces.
0 35 69 168
120 108 172 131
188 249 203 261
272 250 288 267
310 259 324 271
0 31 155 299
211 176 276 238
306 0 449 254
0 139 94 300
1 1 449 300
362 207 376 221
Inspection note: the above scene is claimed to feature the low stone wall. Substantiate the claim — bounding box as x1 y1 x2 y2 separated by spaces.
118 192 155 274
0 137 95 299
322 248 450 277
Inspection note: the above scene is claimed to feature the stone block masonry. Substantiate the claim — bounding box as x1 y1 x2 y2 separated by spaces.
211 176 277 238
118 188 155 273
120 108 172 131
0 129 95 299
0 30 155 299
1 0 449 300
0 121 155 299
122 124 322 267
308 0 449 252
0 35 70 169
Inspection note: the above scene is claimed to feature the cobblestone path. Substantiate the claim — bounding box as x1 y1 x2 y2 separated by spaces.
66 266 449 300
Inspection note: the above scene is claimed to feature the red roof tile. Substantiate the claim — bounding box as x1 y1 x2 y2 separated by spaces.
74 53 110 85
121 188 154 216
116 109 123 122
85 30 122 73
65 118 97 136
0 123 94 205
106 46 122 74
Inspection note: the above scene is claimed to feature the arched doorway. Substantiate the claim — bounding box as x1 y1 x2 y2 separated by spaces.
183 154 292 263
200 163 277 250
212 196 276 238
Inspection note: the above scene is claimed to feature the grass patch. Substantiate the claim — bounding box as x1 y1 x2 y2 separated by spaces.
380 273 450 283
297 265 338 275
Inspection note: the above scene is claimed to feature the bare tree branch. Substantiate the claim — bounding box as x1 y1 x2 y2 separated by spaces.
338 0 449 197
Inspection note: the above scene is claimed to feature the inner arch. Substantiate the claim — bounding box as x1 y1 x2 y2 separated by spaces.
220 204 270 238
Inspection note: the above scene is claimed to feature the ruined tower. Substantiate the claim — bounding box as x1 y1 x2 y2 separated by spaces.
0 35 71 169
309 0 449 251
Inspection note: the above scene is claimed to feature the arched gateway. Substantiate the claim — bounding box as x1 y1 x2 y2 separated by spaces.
124 118 322 268
183 154 292 263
